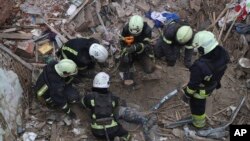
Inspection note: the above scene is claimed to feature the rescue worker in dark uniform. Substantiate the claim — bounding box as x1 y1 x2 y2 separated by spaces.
81 72 157 141
119 15 155 86
57 38 108 78
154 21 194 68
81 72 130 141
35 59 80 119
183 31 230 128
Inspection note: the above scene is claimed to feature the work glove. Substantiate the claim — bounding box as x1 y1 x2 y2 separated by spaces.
216 82 221 89
120 47 136 56
68 111 77 119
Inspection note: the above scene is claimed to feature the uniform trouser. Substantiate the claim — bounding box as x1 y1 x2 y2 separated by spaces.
92 124 130 141
189 97 206 128
117 106 147 124
154 40 193 67
119 52 155 80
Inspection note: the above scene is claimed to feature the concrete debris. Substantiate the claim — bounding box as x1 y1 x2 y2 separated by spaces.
111 2 125 18
135 2 150 12
22 132 37 141
66 4 77 16
72 128 86 136
63 116 72 126
189 0 201 12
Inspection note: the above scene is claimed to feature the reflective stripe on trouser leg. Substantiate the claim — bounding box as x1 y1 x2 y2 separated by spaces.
190 97 206 128
192 114 206 128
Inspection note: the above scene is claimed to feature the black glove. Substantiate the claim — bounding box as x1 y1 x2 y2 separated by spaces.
216 82 221 89
182 87 191 104
68 111 77 119
182 94 190 104
121 44 140 56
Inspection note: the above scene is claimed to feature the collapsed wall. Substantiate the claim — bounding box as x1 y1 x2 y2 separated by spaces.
0 45 33 140
0 69 23 140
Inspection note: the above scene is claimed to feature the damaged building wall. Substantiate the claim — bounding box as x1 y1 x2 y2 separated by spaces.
0 0 14 25
0 69 23 140
0 45 33 140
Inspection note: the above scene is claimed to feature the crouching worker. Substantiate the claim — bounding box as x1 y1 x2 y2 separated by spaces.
81 72 157 141
34 59 80 119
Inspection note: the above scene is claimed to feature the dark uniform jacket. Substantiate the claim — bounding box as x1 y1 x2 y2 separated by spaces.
162 21 193 46
121 22 153 55
186 46 230 96
35 61 70 107
82 89 122 136
58 38 99 70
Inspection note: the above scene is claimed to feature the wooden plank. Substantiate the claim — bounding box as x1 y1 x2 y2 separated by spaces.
0 33 33 40
50 123 58 141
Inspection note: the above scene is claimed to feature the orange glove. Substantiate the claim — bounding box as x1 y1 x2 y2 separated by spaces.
124 36 134 46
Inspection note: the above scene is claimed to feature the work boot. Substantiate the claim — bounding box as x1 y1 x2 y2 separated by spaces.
142 114 158 133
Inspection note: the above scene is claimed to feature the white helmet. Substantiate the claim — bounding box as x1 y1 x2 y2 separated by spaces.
192 30 219 55
176 25 193 44
89 43 108 63
55 59 78 77
129 15 144 35
93 72 110 88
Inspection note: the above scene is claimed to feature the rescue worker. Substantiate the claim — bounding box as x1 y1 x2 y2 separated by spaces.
154 21 194 68
57 38 109 78
81 72 157 141
183 31 229 128
119 15 155 86
34 59 79 119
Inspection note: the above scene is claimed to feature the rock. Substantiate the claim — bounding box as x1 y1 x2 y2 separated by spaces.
111 2 125 18
22 132 37 141
72 128 86 136
135 2 150 12
172 128 184 137
63 117 72 126
189 0 201 11
125 6 134 16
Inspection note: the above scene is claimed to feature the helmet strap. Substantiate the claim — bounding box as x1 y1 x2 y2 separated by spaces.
198 47 205 55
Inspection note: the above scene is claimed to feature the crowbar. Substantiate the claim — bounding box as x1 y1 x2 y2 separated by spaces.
151 84 182 111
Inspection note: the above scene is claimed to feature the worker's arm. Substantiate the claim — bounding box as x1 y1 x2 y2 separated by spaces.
183 64 203 96
81 93 93 109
